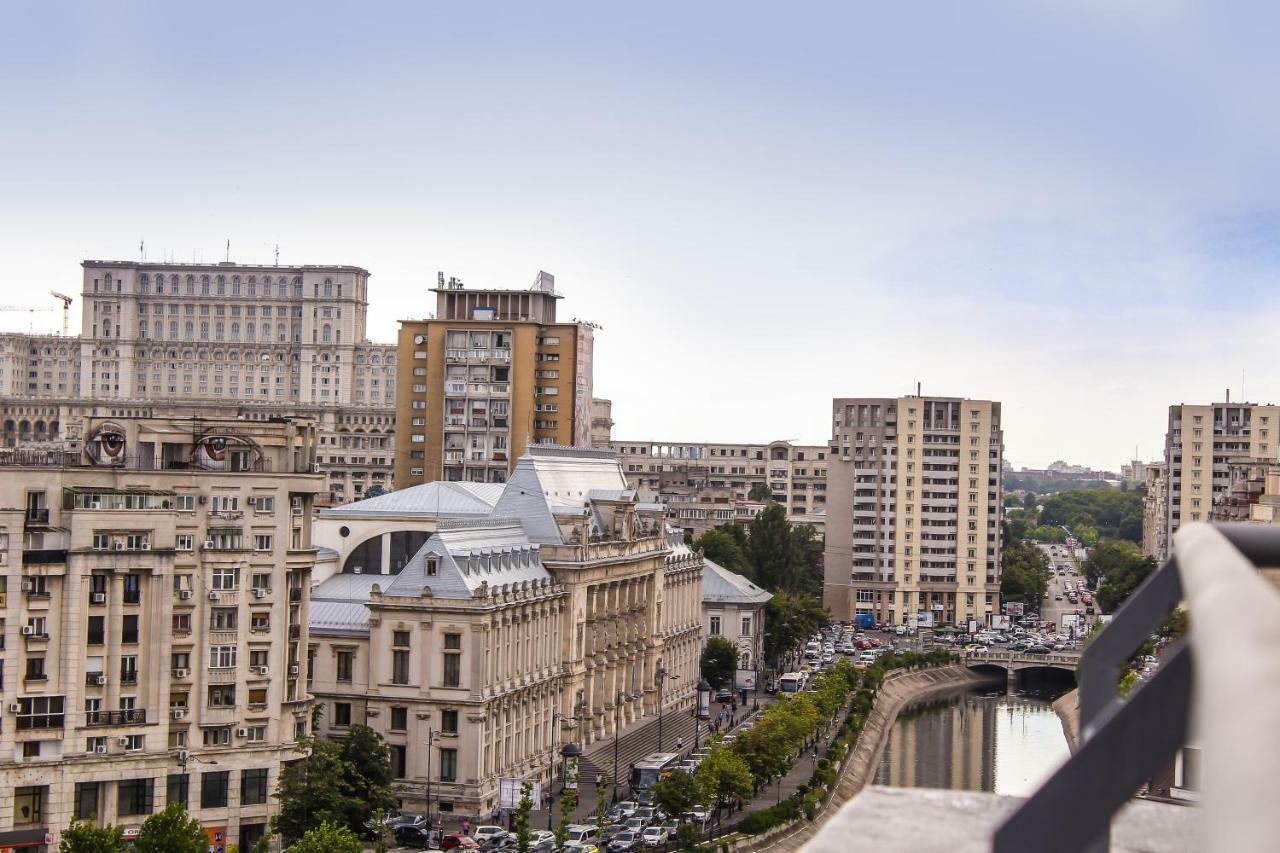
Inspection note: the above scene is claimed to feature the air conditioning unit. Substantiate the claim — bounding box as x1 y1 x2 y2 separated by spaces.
172 668 189 678
20 625 34 636
117 737 130 747
208 591 220 601
93 674 107 686
9 703 21 713
114 542 125 551
178 589 192 600
252 588 266 598
235 727 248 738
19 580 32 592
256 665 270 675
142 543 152 550
352 566 362 574
177 749 189 763
172 708 186 720
288 665 300 678
203 540 215 550
91 592 107 605
95 744 108 755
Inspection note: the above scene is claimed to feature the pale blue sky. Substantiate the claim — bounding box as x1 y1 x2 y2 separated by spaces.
2 1 1277 469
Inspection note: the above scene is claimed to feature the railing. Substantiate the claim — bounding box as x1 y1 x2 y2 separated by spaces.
994 523 1280 853
85 709 147 727
24 508 50 524
23 549 68 565
0 449 314 474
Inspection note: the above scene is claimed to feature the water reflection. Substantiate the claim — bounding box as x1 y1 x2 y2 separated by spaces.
874 687 1071 796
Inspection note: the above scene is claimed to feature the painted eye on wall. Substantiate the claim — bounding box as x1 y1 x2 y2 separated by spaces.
86 423 127 466
192 432 262 471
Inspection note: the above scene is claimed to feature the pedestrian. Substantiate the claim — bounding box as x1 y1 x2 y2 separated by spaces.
462 818 471 836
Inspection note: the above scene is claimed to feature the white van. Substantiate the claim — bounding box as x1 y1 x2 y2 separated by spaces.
565 825 598 845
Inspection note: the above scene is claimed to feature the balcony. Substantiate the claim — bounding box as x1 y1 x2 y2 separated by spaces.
24 508 49 525
84 709 147 727
23 549 67 565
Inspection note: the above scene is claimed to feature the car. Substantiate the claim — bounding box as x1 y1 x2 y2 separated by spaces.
632 807 657 825
442 835 482 851
677 759 699 773
661 819 680 838
565 844 599 853
624 818 647 834
601 825 628 843
481 835 519 852
683 807 710 826
394 825 438 850
608 831 642 852
565 825 599 845
613 802 638 820
386 813 428 830
1025 645 1051 654
641 826 669 847
714 687 732 702
474 826 509 844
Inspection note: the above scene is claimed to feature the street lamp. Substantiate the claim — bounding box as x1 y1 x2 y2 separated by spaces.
613 691 625 805
656 666 679 752
425 728 438 830
695 679 711 749
553 741 582 831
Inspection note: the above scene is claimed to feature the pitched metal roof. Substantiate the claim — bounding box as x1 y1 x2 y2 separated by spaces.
382 522 552 600
319 481 504 518
702 558 773 606
309 599 371 636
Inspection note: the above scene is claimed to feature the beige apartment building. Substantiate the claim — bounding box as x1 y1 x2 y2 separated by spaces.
1157 400 1280 559
1142 465 1170 560
590 398 615 449
0 414 319 851
309 447 702 818
0 257 397 505
394 273 595 488
610 440 828 537
822 396 1004 627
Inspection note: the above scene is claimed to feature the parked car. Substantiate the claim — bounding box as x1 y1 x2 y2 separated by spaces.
1025 645 1051 654
565 825 599 845
641 826 669 847
442 835 482 850
474 826 508 844
481 834 519 852
608 831 642 852
394 825 438 850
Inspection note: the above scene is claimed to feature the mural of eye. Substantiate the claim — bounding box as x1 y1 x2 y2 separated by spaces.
86 422 127 466
192 432 263 471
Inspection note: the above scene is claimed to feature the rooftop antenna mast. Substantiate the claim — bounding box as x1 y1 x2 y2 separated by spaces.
139 239 144 261
274 244 279 267
225 239 231 263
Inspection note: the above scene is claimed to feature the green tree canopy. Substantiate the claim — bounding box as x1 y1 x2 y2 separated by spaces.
287 821 363 853
1086 540 1156 612
762 591 826 668
747 504 795 590
747 483 773 503
59 822 123 853
1000 539 1052 604
135 803 207 853
700 635 738 689
694 744 753 804
273 726 397 844
1039 488 1143 543
693 526 751 575
650 769 701 818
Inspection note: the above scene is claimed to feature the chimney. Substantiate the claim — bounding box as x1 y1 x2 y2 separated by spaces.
1226 388 1231 404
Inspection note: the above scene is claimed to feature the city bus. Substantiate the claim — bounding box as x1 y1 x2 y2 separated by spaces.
629 753 683 792
778 672 807 694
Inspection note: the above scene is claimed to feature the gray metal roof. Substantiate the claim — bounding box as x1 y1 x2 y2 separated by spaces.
490 447 632 544
702 558 772 606
383 522 552 599
312 573 385 601
309 599 371 636
319 481 504 518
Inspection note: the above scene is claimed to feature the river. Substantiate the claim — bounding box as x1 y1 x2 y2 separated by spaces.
874 686 1071 796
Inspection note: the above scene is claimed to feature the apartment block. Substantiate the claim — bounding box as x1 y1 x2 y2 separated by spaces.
394 273 594 487
310 447 702 818
0 258 397 505
0 414 320 851
1142 465 1170 560
823 396 1003 626
610 440 828 537
590 398 615 449
1160 400 1280 558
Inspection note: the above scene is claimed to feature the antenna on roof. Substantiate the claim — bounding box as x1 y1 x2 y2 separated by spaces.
140 239 144 261
274 244 280 267
225 239 231 263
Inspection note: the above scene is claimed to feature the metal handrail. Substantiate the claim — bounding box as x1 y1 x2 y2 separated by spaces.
993 523 1280 853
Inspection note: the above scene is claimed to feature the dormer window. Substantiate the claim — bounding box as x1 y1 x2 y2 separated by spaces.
426 557 438 577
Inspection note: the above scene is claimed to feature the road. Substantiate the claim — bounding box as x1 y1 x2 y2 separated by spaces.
1034 542 1098 639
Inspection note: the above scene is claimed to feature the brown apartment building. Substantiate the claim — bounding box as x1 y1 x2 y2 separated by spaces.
394 273 594 486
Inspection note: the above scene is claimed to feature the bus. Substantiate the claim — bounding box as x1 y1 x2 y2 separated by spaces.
629 753 683 792
778 672 807 694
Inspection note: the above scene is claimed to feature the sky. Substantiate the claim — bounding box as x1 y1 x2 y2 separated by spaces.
2 1 1278 470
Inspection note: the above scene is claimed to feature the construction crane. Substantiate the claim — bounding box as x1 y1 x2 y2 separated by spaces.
0 305 55 334
50 291 73 335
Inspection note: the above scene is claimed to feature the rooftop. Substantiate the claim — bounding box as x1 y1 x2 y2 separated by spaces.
319 481 504 518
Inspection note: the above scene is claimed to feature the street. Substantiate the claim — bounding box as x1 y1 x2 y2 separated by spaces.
1034 542 1099 639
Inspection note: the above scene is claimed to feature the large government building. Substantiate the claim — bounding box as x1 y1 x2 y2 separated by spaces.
822 395 1004 627
0 259 398 505
0 414 320 850
308 446 703 817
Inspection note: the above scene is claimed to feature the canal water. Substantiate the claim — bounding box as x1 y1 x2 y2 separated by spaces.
874 686 1071 796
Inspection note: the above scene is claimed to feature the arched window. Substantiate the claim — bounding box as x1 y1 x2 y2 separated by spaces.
261 277 270 297
262 322 271 341
247 276 256 296
291 276 301 297
139 273 150 294
184 321 194 340
170 274 180 293
246 322 255 341
186 275 195 295
231 322 240 341
139 320 148 339
201 275 211 295
322 324 332 343
216 275 225 295
101 320 111 337
323 278 333 297
231 276 240 296
215 322 224 340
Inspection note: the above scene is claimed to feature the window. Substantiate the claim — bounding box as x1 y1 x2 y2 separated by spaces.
390 706 408 731
334 702 352 727
392 651 410 685
208 685 236 708
393 630 411 646
173 612 192 633
212 567 239 590
211 608 238 631
117 777 154 817
120 655 138 684
250 612 270 632
337 651 354 683
251 573 271 592
209 646 237 669
245 725 266 742
121 614 139 644
123 574 141 604
254 534 272 551
241 768 269 806
741 616 752 636
13 786 43 826
443 633 462 687
391 745 407 779
201 771 230 809
167 774 189 808
441 709 458 734
439 748 458 782
709 615 722 636
203 727 231 747
74 781 100 821
25 657 46 681
175 534 194 551
86 616 105 645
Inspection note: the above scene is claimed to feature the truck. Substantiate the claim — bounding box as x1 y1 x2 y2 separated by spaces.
853 612 876 630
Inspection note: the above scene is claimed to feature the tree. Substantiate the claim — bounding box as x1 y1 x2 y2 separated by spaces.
694 744 753 807
1083 539 1146 589
786 523 824 597
1090 543 1156 613
747 504 795 591
763 591 826 668
651 769 700 819
1022 492 1038 512
59 822 123 853
694 527 751 575
135 803 207 853
555 788 577 851
747 483 773 503
273 727 397 844
514 781 534 853
287 822 362 853
363 485 388 499
700 636 737 689
1039 488 1143 544
594 774 610 838
1000 540 1052 605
